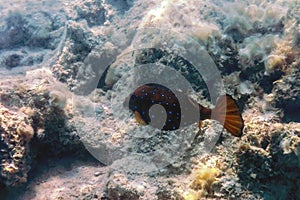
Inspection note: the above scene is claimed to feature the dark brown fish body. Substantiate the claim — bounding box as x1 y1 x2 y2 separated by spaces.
129 83 181 130
129 83 244 137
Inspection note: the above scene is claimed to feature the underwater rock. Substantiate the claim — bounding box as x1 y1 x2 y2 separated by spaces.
272 68 300 122
0 12 26 50
75 0 107 27
106 173 142 200
0 0 300 200
222 1 287 42
52 21 101 93
0 9 67 71
0 105 34 186
0 69 83 187
237 106 300 199
2 53 25 69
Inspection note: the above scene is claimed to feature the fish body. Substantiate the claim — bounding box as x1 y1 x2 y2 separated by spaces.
129 83 181 131
128 83 244 137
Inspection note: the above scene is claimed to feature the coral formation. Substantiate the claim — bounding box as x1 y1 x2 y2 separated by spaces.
184 166 221 199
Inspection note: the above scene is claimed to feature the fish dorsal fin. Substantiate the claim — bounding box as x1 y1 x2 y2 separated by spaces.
212 95 244 137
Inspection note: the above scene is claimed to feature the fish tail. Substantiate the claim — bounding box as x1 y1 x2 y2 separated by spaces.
212 95 244 137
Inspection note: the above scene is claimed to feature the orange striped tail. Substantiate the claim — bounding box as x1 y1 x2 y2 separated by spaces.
212 95 244 137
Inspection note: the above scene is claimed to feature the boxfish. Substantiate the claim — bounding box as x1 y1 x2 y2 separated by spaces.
128 83 244 137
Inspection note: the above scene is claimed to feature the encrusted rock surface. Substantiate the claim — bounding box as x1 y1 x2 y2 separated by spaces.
0 69 83 187
0 0 299 199
0 105 34 186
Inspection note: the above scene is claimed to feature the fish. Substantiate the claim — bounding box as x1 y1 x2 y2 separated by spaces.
128 83 244 137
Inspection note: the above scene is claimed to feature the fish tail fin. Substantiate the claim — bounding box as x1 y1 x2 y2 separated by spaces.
212 95 244 137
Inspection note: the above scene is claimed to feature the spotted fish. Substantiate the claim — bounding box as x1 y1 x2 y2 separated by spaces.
128 83 244 137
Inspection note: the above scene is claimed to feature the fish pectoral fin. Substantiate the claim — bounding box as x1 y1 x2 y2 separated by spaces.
198 121 203 129
134 111 147 125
